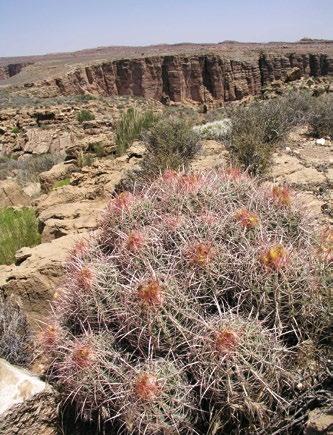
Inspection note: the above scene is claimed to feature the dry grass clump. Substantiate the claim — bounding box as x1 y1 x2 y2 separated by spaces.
0 153 63 183
42 168 330 433
115 107 159 155
0 296 32 365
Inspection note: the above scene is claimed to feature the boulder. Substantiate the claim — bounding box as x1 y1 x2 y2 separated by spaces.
38 199 106 242
23 182 41 198
0 233 86 327
285 67 302 83
305 407 333 434
39 161 77 193
36 184 102 212
0 179 31 207
23 128 72 156
0 358 58 435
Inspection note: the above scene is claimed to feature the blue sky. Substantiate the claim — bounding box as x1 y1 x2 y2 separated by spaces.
0 0 332 57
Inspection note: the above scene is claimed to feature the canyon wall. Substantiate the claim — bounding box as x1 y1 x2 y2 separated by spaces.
0 63 33 81
31 52 333 102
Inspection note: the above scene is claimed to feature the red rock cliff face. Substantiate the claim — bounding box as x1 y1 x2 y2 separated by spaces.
44 52 333 103
0 62 33 80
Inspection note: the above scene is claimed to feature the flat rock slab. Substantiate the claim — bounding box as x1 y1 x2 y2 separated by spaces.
271 153 327 186
0 359 58 435
38 199 106 242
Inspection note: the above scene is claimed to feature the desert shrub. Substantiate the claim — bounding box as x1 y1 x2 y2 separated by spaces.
164 105 203 125
0 153 63 183
140 117 201 179
53 178 71 189
226 91 321 174
0 207 41 265
77 110 95 124
227 100 290 174
0 296 32 365
41 169 330 433
193 119 232 141
87 141 106 157
115 107 158 155
77 151 94 168
308 94 333 138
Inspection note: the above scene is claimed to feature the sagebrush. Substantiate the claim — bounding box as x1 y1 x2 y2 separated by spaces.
41 169 330 433
140 117 201 179
226 91 333 174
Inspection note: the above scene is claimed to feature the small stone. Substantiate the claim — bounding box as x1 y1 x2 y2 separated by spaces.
316 138 326 146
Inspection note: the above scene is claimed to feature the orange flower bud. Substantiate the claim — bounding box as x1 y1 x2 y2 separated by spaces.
261 244 287 269
137 279 164 306
235 208 260 228
188 242 215 267
272 186 291 206
134 373 160 401
214 328 239 353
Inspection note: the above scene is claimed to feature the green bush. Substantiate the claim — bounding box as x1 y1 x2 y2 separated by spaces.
140 117 201 179
53 178 71 189
115 107 158 155
0 207 41 265
77 151 94 168
77 110 95 124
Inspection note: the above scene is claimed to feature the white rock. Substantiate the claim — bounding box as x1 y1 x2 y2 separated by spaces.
285 147 291 153
0 359 58 434
315 138 326 146
0 359 46 415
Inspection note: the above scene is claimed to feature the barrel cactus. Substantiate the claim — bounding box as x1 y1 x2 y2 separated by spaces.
40 168 330 433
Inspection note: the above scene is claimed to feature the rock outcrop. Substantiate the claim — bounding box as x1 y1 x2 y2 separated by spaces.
0 179 31 207
39 161 78 193
0 98 161 158
0 358 58 435
35 52 333 103
305 407 333 434
0 233 85 327
0 62 33 81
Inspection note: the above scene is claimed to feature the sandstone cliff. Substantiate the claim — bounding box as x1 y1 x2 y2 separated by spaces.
0 63 33 80
35 52 333 103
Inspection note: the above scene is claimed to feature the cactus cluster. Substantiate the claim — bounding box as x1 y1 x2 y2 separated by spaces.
41 168 330 433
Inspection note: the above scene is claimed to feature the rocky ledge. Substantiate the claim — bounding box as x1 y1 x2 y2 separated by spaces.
29 51 333 103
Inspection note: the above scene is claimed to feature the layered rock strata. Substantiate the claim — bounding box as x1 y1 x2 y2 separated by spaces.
37 53 333 102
